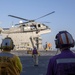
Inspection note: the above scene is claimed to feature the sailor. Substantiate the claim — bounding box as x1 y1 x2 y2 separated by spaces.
46 31 75 75
32 46 38 66
45 42 48 51
0 37 22 75
48 43 52 50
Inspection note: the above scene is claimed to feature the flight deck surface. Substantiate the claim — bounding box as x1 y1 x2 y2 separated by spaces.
11 50 75 75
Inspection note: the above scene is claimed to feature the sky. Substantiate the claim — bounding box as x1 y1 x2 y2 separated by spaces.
0 0 75 50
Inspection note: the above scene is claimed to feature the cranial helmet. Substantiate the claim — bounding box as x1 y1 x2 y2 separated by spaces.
1 37 14 50
55 31 75 48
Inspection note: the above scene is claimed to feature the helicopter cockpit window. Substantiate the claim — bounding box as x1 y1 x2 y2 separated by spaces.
38 24 41 27
22 25 25 26
42 24 45 26
30 25 36 29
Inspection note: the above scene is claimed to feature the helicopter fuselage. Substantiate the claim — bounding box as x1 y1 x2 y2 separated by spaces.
0 22 51 50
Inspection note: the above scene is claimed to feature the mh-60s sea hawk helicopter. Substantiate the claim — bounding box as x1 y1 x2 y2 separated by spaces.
0 11 55 50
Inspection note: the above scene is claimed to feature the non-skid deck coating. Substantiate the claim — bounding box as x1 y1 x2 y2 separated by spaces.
11 50 75 75
20 56 50 75
12 50 57 75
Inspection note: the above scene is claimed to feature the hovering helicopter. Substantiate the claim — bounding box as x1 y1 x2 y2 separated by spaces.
0 11 55 50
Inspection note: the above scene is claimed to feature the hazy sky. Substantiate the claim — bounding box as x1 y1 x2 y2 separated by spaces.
0 0 75 49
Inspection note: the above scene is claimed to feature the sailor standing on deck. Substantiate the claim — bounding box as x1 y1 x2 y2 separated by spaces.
0 37 22 75
46 31 75 75
32 46 38 66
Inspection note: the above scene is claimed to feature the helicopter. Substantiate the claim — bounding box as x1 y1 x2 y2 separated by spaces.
0 11 55 50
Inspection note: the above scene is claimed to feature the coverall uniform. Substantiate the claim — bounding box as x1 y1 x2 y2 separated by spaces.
46 49 75 75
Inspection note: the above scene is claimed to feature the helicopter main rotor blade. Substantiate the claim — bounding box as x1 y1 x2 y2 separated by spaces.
8 15 29 21
34 11 55 20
